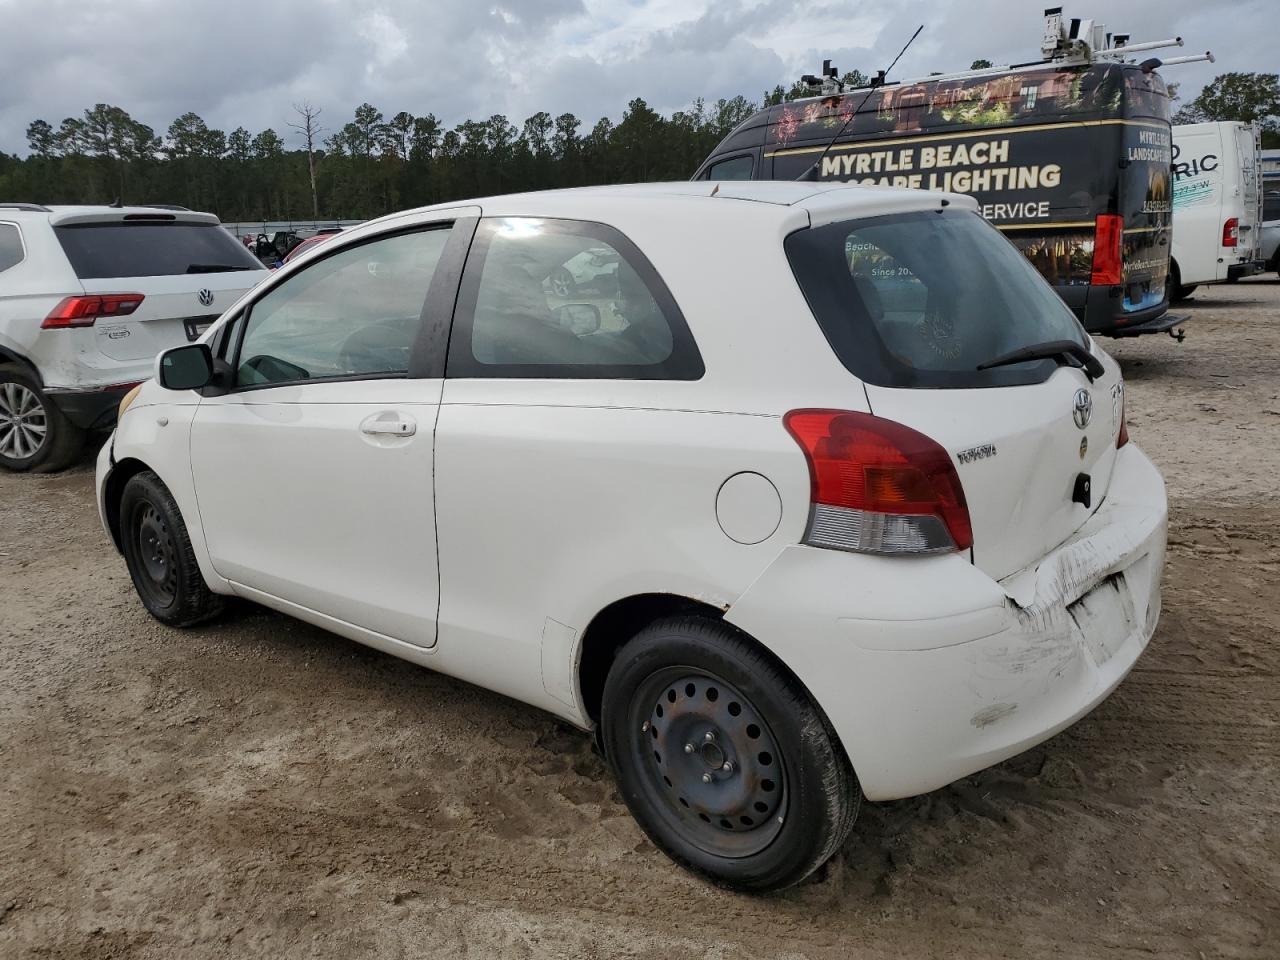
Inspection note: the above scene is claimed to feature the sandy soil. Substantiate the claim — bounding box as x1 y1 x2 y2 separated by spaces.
1 278 1278 959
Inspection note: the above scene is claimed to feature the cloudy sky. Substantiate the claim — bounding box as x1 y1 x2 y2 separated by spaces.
0 0 1271 154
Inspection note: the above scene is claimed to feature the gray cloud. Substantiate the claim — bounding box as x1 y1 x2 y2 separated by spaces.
0 0 1271 154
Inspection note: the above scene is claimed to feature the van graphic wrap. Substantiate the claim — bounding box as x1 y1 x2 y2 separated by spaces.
751 63 1172 326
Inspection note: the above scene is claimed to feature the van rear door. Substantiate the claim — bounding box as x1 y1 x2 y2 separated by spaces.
1234 123 1263 263
50 212 267 361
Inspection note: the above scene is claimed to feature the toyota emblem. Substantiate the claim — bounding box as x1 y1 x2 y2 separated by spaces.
197 288 214 307
1072 388 1093 430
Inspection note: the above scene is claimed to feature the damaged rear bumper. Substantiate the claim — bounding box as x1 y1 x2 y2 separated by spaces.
725 443 1167 802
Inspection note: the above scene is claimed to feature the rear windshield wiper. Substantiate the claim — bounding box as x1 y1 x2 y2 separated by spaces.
184 263 256 273
976 339 1104 381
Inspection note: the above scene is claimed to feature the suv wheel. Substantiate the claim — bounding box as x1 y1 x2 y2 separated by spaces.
0 363 85 473
602 616 860 892
119 470 223 626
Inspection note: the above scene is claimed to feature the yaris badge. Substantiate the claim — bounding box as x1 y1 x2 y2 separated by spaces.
198 289 214 307
1072 388 1092 430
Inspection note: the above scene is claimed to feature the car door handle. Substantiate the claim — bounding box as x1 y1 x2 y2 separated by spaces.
360 415 416 437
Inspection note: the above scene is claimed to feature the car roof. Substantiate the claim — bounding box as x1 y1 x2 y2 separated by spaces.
0 203 221 226
364 181 978 233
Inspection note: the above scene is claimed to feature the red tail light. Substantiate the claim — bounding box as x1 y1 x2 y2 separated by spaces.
1222 217 1239 248
1090 214 1124 286
784 409 973 554
42 294 144 329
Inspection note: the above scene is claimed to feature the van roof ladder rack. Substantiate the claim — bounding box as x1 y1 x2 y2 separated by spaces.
796 7 1212 102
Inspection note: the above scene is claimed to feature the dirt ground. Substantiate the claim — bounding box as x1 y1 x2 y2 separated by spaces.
2 278 1278 960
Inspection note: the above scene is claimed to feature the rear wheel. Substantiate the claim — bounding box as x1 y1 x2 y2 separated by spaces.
602 616 859 892
0 363 84 473
120 471 223 626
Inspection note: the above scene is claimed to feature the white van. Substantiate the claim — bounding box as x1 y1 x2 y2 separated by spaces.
1169 122 1265 300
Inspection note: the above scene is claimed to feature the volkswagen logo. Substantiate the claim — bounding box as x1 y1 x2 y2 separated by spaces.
197 289 214 307
1072 388 1093 430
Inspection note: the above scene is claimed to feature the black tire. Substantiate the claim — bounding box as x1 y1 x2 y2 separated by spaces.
119 470 223 626
1175 283 1198 301
0 363 85 473
602 616 860 892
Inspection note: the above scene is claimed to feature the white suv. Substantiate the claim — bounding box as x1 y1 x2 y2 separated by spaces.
97 183 1167 891
0 203 266 471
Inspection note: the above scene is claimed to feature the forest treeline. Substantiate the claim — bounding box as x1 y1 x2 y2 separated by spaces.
0 93 778 222
2 69 1274 222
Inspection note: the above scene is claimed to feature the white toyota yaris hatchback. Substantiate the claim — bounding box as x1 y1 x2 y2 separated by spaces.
97 182 1167 891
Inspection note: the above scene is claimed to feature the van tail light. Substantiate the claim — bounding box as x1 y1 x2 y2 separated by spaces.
783 409 973 555
1090 214 1124 286
1222 217 1239 248
1117 389 1130 448
42 294 144 329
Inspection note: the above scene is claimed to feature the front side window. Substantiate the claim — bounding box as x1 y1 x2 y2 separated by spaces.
707 155 755 181
0 223 23 273
449 218 703 379
234 227 450 388
786 209 1089 388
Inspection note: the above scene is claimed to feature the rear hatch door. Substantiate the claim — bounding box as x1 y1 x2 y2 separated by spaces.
865 363 1123 581
51 211 267 361
786 204 1126 582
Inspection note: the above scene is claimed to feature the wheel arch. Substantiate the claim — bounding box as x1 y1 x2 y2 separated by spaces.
576 594 854 780
102 456 155 552
0 348 42 385
577 593 727 727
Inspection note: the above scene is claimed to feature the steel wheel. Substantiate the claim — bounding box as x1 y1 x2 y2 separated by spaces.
631 667 787 858
0 380 48 462
134 501 179 608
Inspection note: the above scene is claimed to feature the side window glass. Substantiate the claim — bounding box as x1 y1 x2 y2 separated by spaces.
455 218 702 379
707 155 754 181
235 228 450 387
0 224 24 273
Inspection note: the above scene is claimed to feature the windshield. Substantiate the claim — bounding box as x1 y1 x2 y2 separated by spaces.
785 209 1089 389
55 222 264 279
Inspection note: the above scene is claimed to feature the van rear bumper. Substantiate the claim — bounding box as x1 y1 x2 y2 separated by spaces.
1057 283 1173 336
726 443 1167 802
1227 259 1264 281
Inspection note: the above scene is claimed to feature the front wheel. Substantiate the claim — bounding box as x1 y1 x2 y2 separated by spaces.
120 471 223 626
602 616 860 892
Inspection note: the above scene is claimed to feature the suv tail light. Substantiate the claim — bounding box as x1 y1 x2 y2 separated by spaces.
1090 214 1123 286
783 409 973 555
42 294 144 329
1222 217 1239 248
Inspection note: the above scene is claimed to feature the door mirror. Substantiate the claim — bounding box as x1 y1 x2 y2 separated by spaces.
157 343 214 390
553 303 601 335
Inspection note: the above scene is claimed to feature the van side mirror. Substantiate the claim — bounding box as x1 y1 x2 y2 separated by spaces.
157 343 214 391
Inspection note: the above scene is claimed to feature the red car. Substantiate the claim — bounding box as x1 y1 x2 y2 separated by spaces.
281 232 339 265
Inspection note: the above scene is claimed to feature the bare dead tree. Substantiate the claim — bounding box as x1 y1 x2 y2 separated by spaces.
288 102 325 219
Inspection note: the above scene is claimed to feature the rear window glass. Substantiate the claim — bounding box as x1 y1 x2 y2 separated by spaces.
55 222 263 279
0 224 23 273
1265 193 1280 222
785 209 1089 388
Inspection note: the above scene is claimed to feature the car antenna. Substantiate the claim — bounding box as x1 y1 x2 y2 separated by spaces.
796 24 924 182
